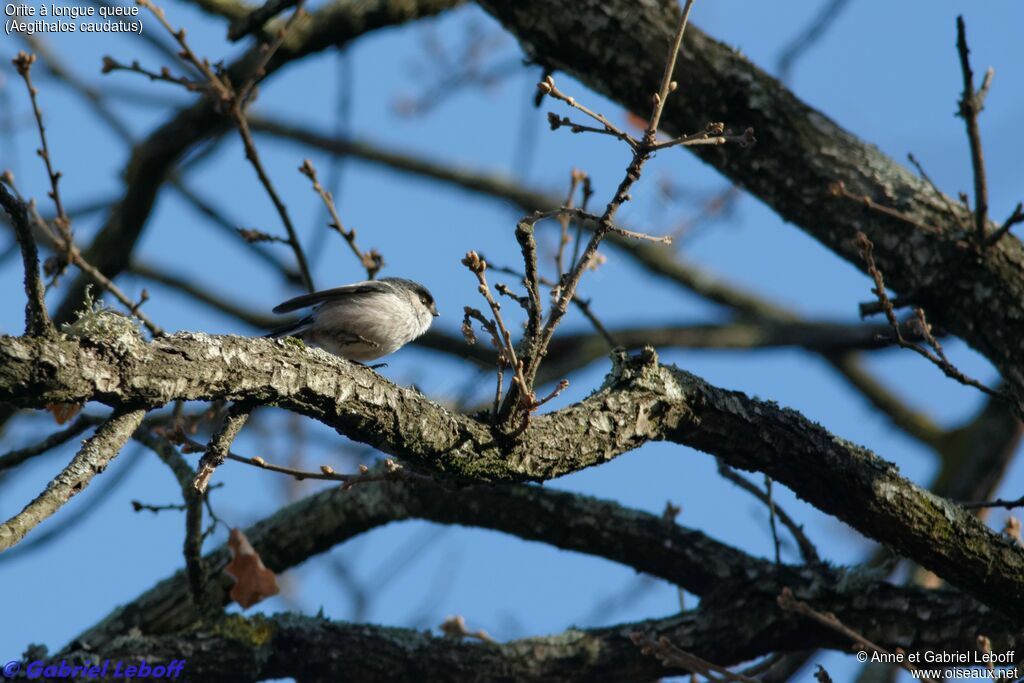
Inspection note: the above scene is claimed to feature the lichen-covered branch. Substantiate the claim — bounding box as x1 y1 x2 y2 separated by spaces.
2 328 1022 614
0 408 144 551
57 588 1018 683
70 477 1016 666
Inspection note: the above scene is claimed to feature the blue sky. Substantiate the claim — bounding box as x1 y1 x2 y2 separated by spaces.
1 1 1022 680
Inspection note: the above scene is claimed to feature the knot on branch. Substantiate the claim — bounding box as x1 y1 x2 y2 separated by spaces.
608 346 660 383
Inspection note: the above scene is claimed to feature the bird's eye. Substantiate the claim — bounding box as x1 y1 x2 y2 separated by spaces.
420 295 431 305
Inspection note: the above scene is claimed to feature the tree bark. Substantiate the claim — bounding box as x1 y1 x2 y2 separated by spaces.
3 326 1022 616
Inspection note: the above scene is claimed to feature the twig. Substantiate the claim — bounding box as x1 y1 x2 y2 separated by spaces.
132 428 212 613
777 588 937 683
132 0 315 293
525 0 709 395
234 112 313 292
955 16 991 245
0 176 52 336
193 403 253 493
514 219 543 338
717 461 819 564
299 159 382 279
135 0 232 102
132 500 187 514
554 170 582 283
235 0 307 104
906 153 971 235
0 414 96 472
23 200 164 336
100 57 205 92
165 426 418 489
830 181 942 236
854 232 1006 401
764 474 782 566
541 91 638 150
461 251 536 414
483 257 617 348
959 495 1024 511
227 0 298 41
0 409 145 553
776 0 852 81
12 52 73 273
984 202 1024 248
630 631 760 682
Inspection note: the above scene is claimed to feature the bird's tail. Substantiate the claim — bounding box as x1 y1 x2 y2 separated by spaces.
265 315 313 339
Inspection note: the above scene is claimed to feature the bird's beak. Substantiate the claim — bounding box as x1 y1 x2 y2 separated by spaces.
431 304 440 317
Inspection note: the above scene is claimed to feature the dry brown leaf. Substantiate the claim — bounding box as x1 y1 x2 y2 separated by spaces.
46 402 82 425
224 527 280 609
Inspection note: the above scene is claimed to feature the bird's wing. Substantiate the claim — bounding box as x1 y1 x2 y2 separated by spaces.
271 281 389 314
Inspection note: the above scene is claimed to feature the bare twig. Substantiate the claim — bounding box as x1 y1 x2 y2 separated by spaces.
483 257 617 348
778 588 937 683
984 202 1024 248
955 16 991 245
24 201 164 336
194 403 253 493
164 426 419 490
906 153 971 235
227 0 299 41
0 409 145 552
959 495 1024 511
776 0 852 81
132 500 188 514
854 231 1006 401
131 0 315 293
630 631 760 682
100 56 205 92
235 0 307 104
0 176 52 336
299 159 382 279
12 52 73 274
541 92 638 150
517 2 700 400
554 169 583 282
717 461 819 564
461 251 536 415
0 415 96 472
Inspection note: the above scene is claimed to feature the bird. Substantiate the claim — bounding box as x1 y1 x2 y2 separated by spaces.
267 277 438 361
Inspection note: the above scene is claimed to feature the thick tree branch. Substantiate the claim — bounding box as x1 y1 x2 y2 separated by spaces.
3 329 1023 614
0 408 144 552
251 118 949 448
474 0 1024 408
58 589 1018 683
70 477 1017 667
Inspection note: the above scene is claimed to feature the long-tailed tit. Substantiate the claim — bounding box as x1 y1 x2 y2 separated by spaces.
267 277 439 361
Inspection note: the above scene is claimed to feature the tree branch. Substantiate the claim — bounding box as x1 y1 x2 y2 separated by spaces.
0 408 144 552
0 182 53 337
3 330 1023 614
70 477 1017 665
